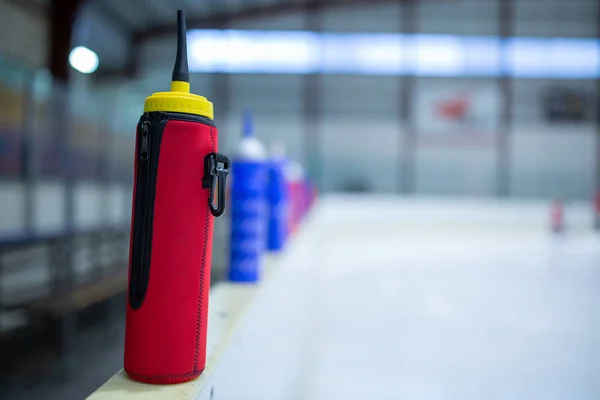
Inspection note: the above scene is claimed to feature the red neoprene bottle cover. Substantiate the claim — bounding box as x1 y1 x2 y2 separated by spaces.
124 117 217 384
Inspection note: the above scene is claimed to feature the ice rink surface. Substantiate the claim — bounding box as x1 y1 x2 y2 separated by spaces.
218 196 600 400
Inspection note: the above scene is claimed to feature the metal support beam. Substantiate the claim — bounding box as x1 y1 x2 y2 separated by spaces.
48 0 84 83
100 118 114 232
134 0 409 41
107 0 412 81
303 2 322 189
496 0 514 197
22 78 38 237
210 73 230 148
399 0 416 194
595 0 600 228
208 0 231 150
48 0 81 233
47 0 82 298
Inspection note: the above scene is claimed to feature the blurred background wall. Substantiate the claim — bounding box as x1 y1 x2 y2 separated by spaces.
0 0 598 398
71 0 597 199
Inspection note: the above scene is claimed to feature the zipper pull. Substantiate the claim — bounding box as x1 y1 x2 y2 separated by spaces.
202 152 230 217
140 121 150 161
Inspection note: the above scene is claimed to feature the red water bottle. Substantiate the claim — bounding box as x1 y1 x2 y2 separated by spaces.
285 161 304 235
124 10 230 384
593 192 600 230
550 198 564 233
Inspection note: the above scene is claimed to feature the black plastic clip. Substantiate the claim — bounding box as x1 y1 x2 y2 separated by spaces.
202 152 230 217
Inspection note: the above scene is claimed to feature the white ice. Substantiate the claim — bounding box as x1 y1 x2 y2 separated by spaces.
215 196 600 400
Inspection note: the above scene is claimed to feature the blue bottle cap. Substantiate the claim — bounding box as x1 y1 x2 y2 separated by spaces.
243 110 254 138
237 111 266 161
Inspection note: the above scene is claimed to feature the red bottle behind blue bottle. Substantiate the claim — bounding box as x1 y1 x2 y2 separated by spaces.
267 143 289 252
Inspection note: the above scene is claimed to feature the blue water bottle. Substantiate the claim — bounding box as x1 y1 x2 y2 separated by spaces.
267 143 289 252
228 112 267 282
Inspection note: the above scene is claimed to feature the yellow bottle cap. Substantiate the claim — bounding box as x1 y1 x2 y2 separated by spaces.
143 81 214 120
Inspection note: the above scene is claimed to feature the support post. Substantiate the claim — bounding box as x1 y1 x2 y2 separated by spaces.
497 0 514 197
594 0 600 228
400 0 416 194
303 2 323 188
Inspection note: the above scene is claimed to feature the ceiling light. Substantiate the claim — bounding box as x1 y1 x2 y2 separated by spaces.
69 46 99 74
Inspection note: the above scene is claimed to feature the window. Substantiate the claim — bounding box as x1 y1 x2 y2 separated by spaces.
187 29 599 78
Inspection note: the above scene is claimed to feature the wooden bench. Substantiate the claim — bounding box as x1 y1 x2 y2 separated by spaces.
0 229 129 379
24 268 127 320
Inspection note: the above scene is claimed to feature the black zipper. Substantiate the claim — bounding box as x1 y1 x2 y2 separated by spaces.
129 113 164 310
128 111 226 310
161 111 215 127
